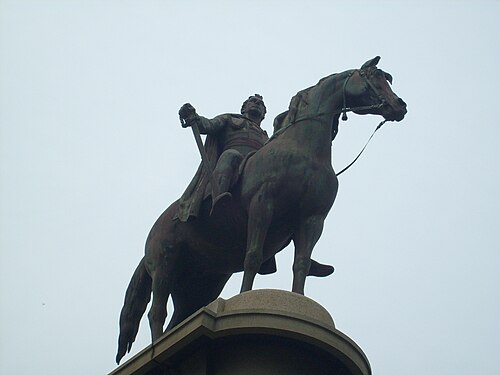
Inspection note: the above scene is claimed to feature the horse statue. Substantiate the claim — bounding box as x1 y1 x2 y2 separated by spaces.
116 56 407 364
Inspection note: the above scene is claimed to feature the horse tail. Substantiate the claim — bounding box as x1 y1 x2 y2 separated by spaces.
116 257 152 364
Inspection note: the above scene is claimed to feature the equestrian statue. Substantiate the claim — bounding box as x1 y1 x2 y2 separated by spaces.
116 56 407 364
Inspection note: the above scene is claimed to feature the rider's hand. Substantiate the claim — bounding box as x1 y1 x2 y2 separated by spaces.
179 103 198 128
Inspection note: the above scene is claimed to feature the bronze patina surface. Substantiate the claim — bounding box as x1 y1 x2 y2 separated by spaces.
116 57 407 364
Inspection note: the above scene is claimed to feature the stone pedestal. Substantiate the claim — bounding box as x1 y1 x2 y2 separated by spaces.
110 289 371 375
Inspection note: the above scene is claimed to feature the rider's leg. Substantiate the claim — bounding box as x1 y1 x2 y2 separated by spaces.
212 149 243 209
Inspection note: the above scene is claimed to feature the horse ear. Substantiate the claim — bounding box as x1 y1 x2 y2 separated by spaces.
361 56 381 69
383 70 393 84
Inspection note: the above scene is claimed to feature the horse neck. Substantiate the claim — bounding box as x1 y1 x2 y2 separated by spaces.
313 70 353 119
281 115 332 160
282 73 347 160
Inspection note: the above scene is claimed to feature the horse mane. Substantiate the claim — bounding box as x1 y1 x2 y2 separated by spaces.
271 87 313 138
270 73 344 142
272 110 289 134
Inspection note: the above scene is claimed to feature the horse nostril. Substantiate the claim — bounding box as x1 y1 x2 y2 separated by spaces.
398 98 407 107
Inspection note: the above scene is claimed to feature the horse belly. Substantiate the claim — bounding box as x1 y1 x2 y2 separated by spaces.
180 213 248 274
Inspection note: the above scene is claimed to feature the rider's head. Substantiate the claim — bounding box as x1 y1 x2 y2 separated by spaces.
241 94 266 122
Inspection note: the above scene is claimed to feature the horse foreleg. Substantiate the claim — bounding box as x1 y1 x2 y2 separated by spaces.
292 215 326 294
241 192 274 293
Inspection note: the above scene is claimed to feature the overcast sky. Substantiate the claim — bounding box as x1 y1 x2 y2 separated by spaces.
1 1 498 374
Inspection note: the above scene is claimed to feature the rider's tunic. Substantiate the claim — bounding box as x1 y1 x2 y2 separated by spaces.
200 114 268 154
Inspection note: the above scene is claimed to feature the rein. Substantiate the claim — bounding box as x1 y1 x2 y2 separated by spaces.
335 119 386 176
336 69 389 175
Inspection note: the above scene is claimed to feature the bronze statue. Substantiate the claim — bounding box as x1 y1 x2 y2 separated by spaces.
116 56 407 364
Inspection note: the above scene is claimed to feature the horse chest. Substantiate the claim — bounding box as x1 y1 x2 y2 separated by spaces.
274 157 337 213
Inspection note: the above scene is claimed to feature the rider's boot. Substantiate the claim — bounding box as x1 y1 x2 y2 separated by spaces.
210 174 232 215
308 260 335 277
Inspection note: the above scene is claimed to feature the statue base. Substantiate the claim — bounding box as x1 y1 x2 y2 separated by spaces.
110 289 371 375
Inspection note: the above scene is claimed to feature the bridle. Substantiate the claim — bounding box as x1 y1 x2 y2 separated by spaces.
340 68 387 121
272 68 387 133
335 68 389 176
268 68 390 176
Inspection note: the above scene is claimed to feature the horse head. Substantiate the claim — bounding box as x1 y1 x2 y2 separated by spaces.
344 56 407 122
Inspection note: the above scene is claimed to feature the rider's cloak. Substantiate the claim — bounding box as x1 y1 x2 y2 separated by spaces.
176 134 221 222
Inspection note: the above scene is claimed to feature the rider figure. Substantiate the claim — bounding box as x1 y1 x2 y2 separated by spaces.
178 94 268 216
177 95 334 278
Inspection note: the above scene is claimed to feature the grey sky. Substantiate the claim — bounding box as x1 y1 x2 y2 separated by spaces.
0 1 498 374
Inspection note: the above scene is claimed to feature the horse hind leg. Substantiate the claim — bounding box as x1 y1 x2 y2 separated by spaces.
292 215 326 294
146 243 177 342
167 273 231 331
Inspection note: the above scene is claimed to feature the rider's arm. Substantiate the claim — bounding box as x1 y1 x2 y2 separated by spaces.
179 103 227 134
196 115 227 135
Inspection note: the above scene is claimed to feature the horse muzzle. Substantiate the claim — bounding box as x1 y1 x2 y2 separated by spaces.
383 97 407 122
